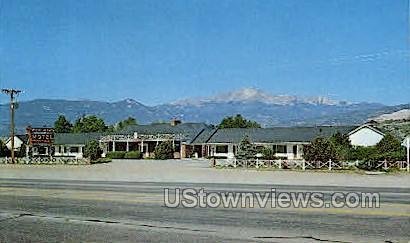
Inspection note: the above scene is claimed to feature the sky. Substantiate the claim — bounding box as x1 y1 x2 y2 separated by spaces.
0 0 409 105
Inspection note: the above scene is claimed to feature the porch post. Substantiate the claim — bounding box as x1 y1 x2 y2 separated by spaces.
112 141 116 152
25 145 29 158
126 141 129 152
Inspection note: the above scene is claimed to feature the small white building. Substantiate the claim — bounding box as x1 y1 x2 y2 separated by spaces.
53 133 102 159
5 135 27 151
348 124 385 147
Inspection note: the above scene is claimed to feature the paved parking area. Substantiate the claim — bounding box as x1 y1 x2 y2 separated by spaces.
0 159 409 188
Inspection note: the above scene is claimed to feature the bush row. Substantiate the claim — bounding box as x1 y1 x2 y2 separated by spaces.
106 151 142 159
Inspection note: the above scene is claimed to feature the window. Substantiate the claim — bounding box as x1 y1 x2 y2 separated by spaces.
215 145 228 153
70 147 79 153
293 145 297 155
256 146 265 151
273 145 287 153
38 146 46 155
174 141 181 152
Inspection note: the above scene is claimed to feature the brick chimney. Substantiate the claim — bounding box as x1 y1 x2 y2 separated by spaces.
170 118 182 126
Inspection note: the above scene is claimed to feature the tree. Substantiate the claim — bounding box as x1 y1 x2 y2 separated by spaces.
72 115 108 133
329 132 351 148
116 117 137 131
219 114 261 128
54 115 73 133
84 140 102 161
303 137 338 162
376 133 401 154
329 132 352 161
375 133 405 161
154 141 175 160
236 136 257 160
0 140 7 157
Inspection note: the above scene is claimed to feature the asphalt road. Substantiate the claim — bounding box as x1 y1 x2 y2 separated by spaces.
0 179 408 243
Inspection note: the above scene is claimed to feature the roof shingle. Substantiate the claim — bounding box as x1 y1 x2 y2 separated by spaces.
205 126 356 144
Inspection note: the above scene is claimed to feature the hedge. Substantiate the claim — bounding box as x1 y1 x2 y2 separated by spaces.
106 151 126 159
90 158 112 164
124 151 143 159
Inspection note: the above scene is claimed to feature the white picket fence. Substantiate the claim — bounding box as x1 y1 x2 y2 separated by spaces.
212 158 409 171
0 157 89 165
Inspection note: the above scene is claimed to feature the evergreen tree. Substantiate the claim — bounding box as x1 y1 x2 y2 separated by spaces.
303 137 338 162
54 115 73 133
84 140 102 161
376 133 401 154
154 141 175 160
329 132 352 161
374 133 405 161
236 136 257 160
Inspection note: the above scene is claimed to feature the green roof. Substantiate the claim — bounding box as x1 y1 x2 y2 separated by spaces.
190 128 218 144
118 123 210 142
54 133 102 145
54 123 210 145
204 126 357 144
54 125 358 145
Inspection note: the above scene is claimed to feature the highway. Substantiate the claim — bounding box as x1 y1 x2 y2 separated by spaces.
0 179 409 242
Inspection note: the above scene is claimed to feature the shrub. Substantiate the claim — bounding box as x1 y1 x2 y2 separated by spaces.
90 158 112 164
260 147 276 160
328 132 352 161
154 141 174 160
84 140 102 161
124 151 143 159
106 151 126 159
357 161 378 171
303 137 338 162
348 146 377 162
349 134 405 162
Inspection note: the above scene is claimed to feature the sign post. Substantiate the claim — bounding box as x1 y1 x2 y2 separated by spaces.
26 127 55 157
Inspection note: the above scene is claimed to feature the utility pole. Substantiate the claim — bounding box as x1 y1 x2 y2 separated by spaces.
2 89 22 163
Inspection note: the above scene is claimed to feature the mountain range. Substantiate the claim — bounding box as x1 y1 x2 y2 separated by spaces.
1 88 409 135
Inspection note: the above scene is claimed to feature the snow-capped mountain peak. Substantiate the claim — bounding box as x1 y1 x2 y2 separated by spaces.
171 88 343 106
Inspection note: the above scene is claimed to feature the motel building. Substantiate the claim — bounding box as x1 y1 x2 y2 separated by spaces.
191 126 356 159
98 121 209 158
8 121 402 161
53 121 211 159
53 133 102 158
